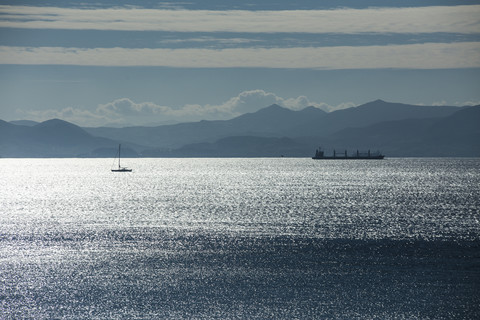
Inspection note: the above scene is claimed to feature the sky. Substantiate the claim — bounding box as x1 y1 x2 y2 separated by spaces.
0 0 479 127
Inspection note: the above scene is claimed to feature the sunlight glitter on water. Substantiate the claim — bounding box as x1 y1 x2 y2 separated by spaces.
1 158 479 239
1 158 479 319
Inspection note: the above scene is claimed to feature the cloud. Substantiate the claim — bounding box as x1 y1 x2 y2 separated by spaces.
17 90 476 127
1 42 479 69
457 101 480 106
1 5 479 34
97 98 170 117
428 100 480 107
96 91 308 122
186 90 355 116
217 90 283 114
15 90 355 126
221 91 355 112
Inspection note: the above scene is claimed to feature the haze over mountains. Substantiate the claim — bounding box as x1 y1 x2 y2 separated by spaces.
1 100 479 157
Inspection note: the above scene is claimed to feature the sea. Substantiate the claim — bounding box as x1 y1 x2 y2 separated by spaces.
1 158 479 319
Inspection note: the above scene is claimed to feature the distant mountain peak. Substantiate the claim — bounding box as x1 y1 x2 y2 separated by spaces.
262 103 285 111
4 100 478 157
360 99 390 107
9 120 39 127
47 118 75 124
300 106 327 115
35 118 74 127
253 103 291 115
34 118 92 138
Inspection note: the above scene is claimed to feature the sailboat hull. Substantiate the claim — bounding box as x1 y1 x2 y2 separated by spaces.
111 168 132 172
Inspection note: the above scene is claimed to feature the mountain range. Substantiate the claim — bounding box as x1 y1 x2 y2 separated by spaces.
1 100 479 157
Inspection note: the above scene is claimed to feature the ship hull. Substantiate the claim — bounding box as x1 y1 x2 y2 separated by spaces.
312 155 384 160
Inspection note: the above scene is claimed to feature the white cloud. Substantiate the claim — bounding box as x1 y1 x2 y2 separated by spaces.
191 90 356 115
15 90 356 126
0 5 479 34
97 98 170 117
313 102 357 112
218 90 283 114
18 90 475 127
1 42 479 69
161 36 259 45
429 100 480 107
457 101 480 106
431 100 449 106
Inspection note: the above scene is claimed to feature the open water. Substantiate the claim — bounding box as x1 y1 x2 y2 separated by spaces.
1 158 479 319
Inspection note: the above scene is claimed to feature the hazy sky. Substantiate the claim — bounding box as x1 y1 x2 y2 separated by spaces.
1 0 479 126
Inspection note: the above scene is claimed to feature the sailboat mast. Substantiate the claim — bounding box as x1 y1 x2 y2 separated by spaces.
111 143 132 172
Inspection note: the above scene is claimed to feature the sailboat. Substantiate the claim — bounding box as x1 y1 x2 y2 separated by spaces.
111 144 132 172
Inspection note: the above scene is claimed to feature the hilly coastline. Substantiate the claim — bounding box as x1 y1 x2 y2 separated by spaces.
0 119 139 157
1 100 479 157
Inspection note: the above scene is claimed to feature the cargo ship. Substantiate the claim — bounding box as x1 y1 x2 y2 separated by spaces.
312 148 384 160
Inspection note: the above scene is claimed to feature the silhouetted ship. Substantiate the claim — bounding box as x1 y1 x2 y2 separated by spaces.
312 148 384 160
111 144 132 172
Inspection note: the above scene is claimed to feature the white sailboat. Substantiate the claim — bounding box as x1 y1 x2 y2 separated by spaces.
111 144 132 172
